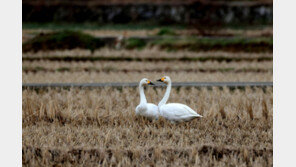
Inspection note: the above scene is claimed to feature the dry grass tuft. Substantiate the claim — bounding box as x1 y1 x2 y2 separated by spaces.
247 101 254 120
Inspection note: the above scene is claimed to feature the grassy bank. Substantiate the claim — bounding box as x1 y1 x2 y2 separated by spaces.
23 30 273 53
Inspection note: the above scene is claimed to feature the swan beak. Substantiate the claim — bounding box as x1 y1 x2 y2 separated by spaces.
157 79 162 82
147 80 154 85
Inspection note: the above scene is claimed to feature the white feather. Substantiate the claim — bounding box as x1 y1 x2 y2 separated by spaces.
158 76 202 122
135 78 159 120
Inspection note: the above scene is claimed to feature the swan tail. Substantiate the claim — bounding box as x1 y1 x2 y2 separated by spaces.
182 105 203 118
195 113 203 117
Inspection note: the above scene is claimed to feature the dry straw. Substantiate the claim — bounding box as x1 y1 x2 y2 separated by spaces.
23 87 272 166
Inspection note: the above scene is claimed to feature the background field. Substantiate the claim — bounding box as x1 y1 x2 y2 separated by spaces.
22 24 273 167
23 49 272 83
22 34 273 166
22 0 273 166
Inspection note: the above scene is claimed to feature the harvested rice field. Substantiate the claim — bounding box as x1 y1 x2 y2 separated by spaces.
23 71 271 83
23 87 273 166
22 49 272 83
22 23 273 166
23 49 272 59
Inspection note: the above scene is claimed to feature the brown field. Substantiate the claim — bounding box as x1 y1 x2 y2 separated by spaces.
22 39 273 167
23 87 272 166
22 71 272 83
22 60 272 83
22 49 272 83
23 49 272 59
22 60 272 71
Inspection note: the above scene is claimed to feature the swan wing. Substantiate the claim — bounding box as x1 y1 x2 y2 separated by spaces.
147 103 158 109
160 103 202 120
138 103 159 119
176 103 202 117
147 103 159 115
135 104 146 115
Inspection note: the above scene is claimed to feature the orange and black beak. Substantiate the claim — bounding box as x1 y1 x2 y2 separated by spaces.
157 77 165 82
147 80 154 85
157 79 162 82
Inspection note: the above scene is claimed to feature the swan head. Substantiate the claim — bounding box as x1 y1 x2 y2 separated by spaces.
157 76 171 84
140 78 154 86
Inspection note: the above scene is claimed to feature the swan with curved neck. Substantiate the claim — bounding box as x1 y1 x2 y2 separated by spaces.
135 78 159 120
157 76 202 122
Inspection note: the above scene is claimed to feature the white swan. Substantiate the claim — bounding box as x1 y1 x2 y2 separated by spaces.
157 76 202 122
135 78 159 120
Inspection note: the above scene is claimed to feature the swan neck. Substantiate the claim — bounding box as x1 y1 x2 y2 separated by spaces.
159 81 171 107
139 83 147 104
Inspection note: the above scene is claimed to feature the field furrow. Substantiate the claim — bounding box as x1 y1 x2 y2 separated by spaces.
22 60 272 72
23 49 273 59
22 71 272 83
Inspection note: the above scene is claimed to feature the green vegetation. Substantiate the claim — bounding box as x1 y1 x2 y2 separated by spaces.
56 67 70 72
23 30 272 53
125 38 147 49
152 37 273 52
123 36 273 52
22 66 46 73
22 30 105 52
156 28 177 36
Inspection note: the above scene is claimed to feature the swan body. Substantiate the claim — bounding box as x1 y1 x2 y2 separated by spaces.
159 103 202 122
157 76 202 122
136 103 159 120
135 78 159 120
